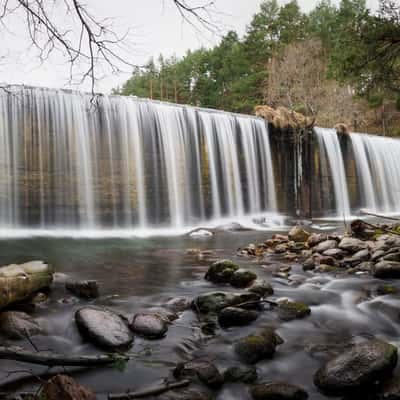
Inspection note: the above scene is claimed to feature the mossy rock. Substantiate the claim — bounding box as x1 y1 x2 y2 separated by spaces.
205 259 240 284
277 300 311 321
251 382 308 400
230 270 258 288
235 328 283 364
376 284 397 295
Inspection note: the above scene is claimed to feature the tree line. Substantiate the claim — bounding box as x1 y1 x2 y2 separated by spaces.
114 0 400 135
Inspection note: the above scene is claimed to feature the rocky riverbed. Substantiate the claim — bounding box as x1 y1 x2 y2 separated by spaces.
1 221 400 399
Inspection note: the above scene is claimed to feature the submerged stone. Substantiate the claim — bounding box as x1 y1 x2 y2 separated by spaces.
314 339 398 394
250 382 308 400
248 279 274 297
224 366 258 383
0 311 44 339
235 328 283 364
75 307 133 350
230 270 258 288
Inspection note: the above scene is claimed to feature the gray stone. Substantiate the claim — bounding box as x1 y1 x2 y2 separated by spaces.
339 237 368 253
205 259 239 284
166 296 192 312
307 233 328 247
373 261 400 278
65 280 99 299
0 311 43 339
130 313 168 339
251 383 308 400
314 240 338 254
75 307 133 350
218 307 258 327
347 249 370 265
323 248 347 259
314 339 398 394
383 252 400 262
235 328 283 364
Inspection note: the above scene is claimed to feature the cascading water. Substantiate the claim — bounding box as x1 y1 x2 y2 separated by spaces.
350 133 400 214
314 127 351 218
0 86 280 235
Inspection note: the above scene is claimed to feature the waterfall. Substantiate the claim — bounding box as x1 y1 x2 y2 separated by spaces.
350 133 400 214
0 86 279 234
314 127 351 218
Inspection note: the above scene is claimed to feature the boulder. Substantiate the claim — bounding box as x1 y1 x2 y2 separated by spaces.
193 291 260 314
230 270 258 288
313 240 338 254
130 313 168 339
248 279 274 297
224 366 258 383
277 300 311 321
218 307 258 327
0 261 53 310
307 233 328 248
41 375 96 400
205 260 239 284
235 328 283 364
75 307 133 350
373 261 400 278
66 280 99 299
288 226 311 243
339 237 368 253
314 339 398 394
0 311 44 339
173 359 223 389
250 382 308 400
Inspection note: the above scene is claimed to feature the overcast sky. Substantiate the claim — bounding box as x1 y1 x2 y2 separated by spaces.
0 0 379 93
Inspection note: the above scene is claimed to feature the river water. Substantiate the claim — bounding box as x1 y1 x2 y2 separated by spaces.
0 228 400 399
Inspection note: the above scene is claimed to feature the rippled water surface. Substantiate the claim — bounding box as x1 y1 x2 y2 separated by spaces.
0 229 399 399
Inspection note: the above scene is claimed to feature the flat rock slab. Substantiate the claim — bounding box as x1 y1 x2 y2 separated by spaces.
314 339 398 394
75 307 133 351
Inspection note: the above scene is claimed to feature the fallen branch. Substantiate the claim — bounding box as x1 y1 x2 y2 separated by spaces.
108 379 190 399
0 346 127 367
360 221 400 237
360 210 400 221
225 299 278 309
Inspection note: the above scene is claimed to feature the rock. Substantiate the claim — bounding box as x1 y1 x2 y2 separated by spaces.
307 233 328 248
376 284 397 295
205 260 239 284
314 240 338 254
235 328 283 364
383 252 400 262
190 229 213 238
0 311 43 339
30 292 48 304
346 249 370 265
302 257 317 271
288 226 311 243
381 376 400 399
159 389 213 400
75 307 133 350
130 313 168 339
275 244 289 254
373 261 400 278
224 366 258 383
277 300 311 321
218 307 258 327
65 280 99 299
323 248 347 259
230 270 258 288
314 339 398 394
0 261 54 311
339 237 368 253
41 375 96 400
250 382 308 400
173 359 223 389
272 234 289 242
372 249 387 261
318 256 337 266
248 279 274 297
166 296 192 312
193 291 260 314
